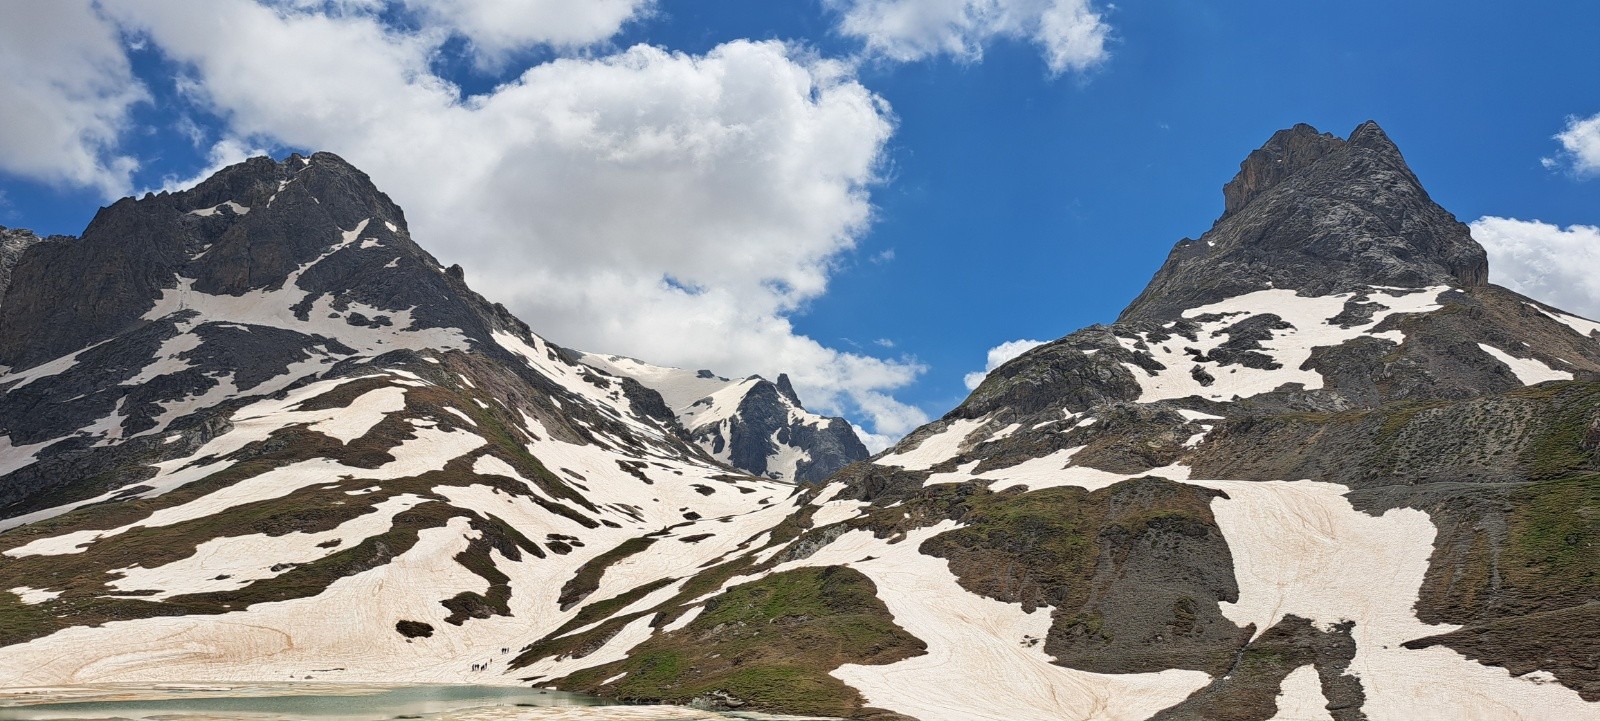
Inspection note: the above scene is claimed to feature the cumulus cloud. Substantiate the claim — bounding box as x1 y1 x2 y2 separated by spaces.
0 0 147 197
95 0 925 441
963 338 1046 390
1542 113 1600 177
827 0 1110 74
399 0 654 64
1471 216 1600 319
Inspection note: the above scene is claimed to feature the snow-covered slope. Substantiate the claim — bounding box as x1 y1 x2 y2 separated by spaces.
526 122 1600 720
0 153 800 688
579 354 869 483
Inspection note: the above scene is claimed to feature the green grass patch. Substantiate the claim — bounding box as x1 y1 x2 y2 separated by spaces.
556 566 924 718
1503 475 1600 603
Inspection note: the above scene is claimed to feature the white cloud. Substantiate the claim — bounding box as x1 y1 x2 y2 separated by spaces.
827 0 1110 74
1471 216 1600 319
1543 113 1600 177
158 136 271 193
0 0 147 197
399 0 654 65
99 0 924 442
963 338 1046 389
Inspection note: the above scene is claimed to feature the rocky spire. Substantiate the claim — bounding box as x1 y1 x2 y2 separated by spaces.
775 373 803 407
1119 120 1489 323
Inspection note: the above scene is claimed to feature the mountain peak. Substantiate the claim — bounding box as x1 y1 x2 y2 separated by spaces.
1347 118 1401 153
1220 122 1345 218
1120 120 1488 323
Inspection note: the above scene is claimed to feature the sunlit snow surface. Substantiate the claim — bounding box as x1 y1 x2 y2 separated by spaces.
1534 304 1600 340
812 285 1595 719
847 443 1595 718
0 217 472 477
0 343 802 688
1267 665 1333 721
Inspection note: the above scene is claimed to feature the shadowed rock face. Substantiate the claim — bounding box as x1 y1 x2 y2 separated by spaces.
1120 121 1489 324
0 227 48 305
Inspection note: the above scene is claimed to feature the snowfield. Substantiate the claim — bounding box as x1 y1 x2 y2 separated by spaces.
1191 477 1596 720
793 405 1595 720
0 333 808 690
720 522 1212 721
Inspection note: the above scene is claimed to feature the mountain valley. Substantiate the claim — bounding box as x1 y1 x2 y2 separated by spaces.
0 122 1595 721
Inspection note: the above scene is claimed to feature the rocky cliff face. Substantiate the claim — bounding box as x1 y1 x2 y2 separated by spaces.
0 226 47 306
578 355 869 483
1 123 1596 721
1121 121 1489 324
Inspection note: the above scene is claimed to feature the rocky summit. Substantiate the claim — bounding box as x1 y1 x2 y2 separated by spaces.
0 122 1597 721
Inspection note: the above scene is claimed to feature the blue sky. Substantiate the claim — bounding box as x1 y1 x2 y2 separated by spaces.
2 0 1598 446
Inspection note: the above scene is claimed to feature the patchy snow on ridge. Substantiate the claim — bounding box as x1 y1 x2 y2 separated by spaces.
678 377 761 431
0 376 418 536
107 494 428 599
577 354 736 418
1534 304 1600 341
141 226 472 357
578 351 859 482
1121 286 1449 403
921 447 1192 493
875 417 987 471
189 201 250 217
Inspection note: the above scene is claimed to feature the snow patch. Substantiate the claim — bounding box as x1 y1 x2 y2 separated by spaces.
875 418 986 471
1477 343 1573 384
8 586 60 605
188 201 249 217
1267 665 1332 721
1534 305 1600 340
1188 477 1596 719
811 499 869 527
107 494 427 599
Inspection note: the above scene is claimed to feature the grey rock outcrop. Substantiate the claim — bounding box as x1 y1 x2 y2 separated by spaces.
1121 121 1488 324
